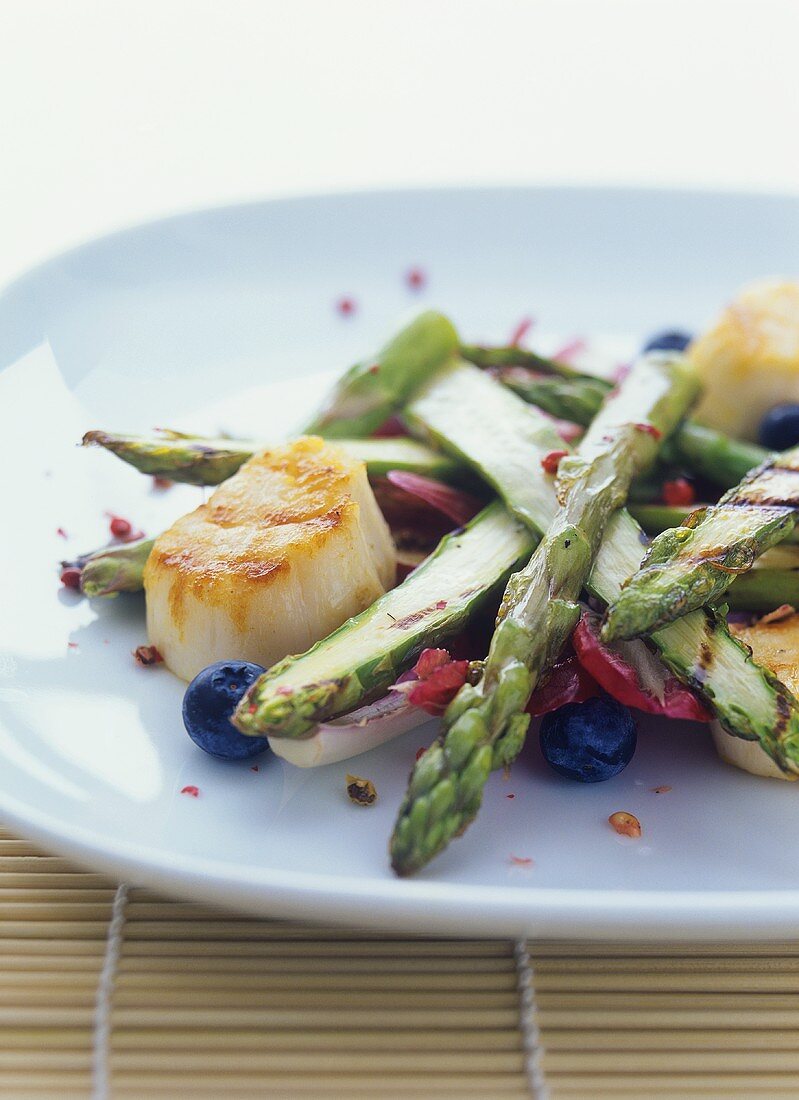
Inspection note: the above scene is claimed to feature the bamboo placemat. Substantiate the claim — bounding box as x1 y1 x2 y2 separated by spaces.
1 828 799 1099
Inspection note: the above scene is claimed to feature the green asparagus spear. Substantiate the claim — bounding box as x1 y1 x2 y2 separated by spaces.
461 343 601 382
660 422 767 488
464 343 770 487
727 570 799 612
75 538 154 598
631 503 799 543
233 503 536 738
404 360 799 777
83 430 251 486
603 447 799 641
389 353 699 875
629 502 696 533
494 368 607 425
304 311 460 438
589 510 799 773
82 430 465 487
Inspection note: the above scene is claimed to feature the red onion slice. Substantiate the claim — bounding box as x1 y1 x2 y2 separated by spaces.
385 470 483 526
268 692 431 768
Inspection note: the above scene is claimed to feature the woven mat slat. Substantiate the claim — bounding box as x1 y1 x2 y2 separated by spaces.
2 829 799 1099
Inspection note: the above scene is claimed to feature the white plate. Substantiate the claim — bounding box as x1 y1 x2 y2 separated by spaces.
2 186 799 939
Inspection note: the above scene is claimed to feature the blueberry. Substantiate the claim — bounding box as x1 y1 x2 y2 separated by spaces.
182 661 270 760
641 330 692 354
758 404 799 451
539 697 636 782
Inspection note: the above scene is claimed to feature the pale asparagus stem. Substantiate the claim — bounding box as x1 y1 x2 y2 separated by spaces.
82 431 465 487
390 353 700 876
603 446 799 641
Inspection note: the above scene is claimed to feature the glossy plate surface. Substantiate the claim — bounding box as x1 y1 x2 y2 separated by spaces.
2 187 799 937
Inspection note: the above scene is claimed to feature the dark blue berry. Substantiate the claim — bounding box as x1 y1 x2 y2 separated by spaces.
758 404 799 451
182 661 270 760
539 697 636 783
641 330 692 354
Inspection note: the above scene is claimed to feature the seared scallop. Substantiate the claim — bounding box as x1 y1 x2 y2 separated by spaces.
144 436 395 681
691 280 799 441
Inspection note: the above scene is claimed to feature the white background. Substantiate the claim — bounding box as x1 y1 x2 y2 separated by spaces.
1 0 798 286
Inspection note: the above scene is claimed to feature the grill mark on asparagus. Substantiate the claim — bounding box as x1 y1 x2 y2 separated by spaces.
774 687 792 740
692 617 717 685
390 588 480 630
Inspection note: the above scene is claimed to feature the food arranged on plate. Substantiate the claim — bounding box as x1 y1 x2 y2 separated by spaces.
67 279 799 875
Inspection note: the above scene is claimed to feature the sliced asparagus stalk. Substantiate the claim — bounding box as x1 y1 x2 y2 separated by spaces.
74 538 154 598
233 503 536 739
603 447 799 641
405 360 567 534
82 430 464 487
304 311 460 437
406 360 799 776
389 353 699 875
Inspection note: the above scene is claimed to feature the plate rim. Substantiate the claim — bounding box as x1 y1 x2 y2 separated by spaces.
3 179 799 303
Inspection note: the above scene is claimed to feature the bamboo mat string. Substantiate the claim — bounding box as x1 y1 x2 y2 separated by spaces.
515 938 548 1100
7 825 799 1097
91 882 128 1100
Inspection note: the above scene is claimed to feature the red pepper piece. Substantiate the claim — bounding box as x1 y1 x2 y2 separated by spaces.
662 477 695 506
541 450 568 475
572 610 710 721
